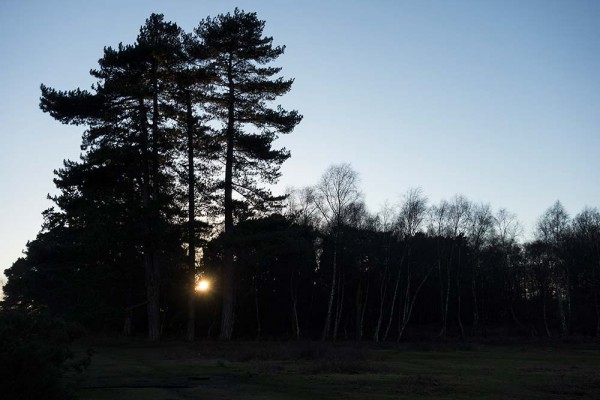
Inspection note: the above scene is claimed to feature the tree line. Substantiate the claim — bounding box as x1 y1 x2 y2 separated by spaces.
3 11 600 342
282 167 600 340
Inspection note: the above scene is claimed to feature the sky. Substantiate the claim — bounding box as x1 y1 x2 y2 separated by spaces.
1 0 599 281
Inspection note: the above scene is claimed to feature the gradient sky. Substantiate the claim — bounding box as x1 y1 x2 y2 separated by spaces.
1 0 599 280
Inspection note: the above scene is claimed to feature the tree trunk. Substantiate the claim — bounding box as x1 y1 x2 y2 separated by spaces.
123 312 133 336
322 236 337 341
373 240 392 342
597 255 600 337
397 264 411 341
185 91 197 342
254 284 261 340
123 288 133 336
355 281 362 340
436 239 445 337
558 295 566 336
291 297 300 340
359 280 369 340
398 268 431 341
595 291 600 338
145 254 161 342
333 271 344 340
457 246 465 341
480 269 488 337
542 287 551 337
220 57 236 340
372 254 389 342
139 98 160 342
354 278 370 341
565 273 572 335
290 275 300 340
439 242 454 338
382 244 408 341
510 304 531 336
148 67 163 342
471 256 480 334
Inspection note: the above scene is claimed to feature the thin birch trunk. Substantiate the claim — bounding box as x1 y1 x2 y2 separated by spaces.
333 271 344 340
358 279 369 340
290 275 300 340
382 244 408 341
322 236 337 341
542 287 551 337
398 269 432 341
372 241 391 342
254 284 261 340
457 246 465 341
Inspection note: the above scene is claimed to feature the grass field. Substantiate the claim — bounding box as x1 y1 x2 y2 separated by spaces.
75 339 600 399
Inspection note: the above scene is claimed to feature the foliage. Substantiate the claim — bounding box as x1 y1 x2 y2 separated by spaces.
0 310 90 400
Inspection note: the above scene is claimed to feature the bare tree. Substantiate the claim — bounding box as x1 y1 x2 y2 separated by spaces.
493 208 526 335
495 208 522 246
376 201 398 232
381 188 428 341
372 201 398 342
428 195 471 337
314 164 361 340
466 203 494 334
573 207 600 336
396 189 430 341
285 186 320 227
536 201 571 335
428 200 450 237
447 195 471 339
427 195 470 338
399 189 429 237
448 196 471 237
428 200 450 336
314 164 362 228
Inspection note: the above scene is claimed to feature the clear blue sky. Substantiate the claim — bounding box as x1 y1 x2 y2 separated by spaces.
1 0 599 278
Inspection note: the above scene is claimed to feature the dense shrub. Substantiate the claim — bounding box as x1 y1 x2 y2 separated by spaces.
0 310 89 400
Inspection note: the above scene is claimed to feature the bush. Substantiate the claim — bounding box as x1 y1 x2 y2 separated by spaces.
0 310 90 400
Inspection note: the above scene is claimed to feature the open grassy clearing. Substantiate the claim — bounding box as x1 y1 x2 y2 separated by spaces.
75 339 600 399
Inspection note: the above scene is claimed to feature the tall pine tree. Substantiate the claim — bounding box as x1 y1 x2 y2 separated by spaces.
39 14 187 341
195 9 302 339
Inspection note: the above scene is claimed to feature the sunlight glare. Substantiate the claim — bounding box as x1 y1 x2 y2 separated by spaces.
195 279 210 293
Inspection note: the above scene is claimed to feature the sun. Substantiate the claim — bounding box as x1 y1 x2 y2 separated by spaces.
195 279 210 293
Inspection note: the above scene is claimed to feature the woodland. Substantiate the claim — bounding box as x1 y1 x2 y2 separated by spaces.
3 10 600 349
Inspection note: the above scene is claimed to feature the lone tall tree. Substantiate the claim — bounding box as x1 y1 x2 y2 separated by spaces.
196 9 302 339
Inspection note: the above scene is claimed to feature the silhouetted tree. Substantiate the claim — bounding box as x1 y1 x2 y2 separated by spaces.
371 203 396 342
571 207 600 335
491 208 523 335
285 186 320 227
202 214 316 339
195 9 302 339
170 34 219 342
465 203 493 334
536 201 571 335
38 14 188 341
394 189 430 341
314 164 361 340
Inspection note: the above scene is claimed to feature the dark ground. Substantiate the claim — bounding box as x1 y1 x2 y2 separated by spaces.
75 338 600 399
